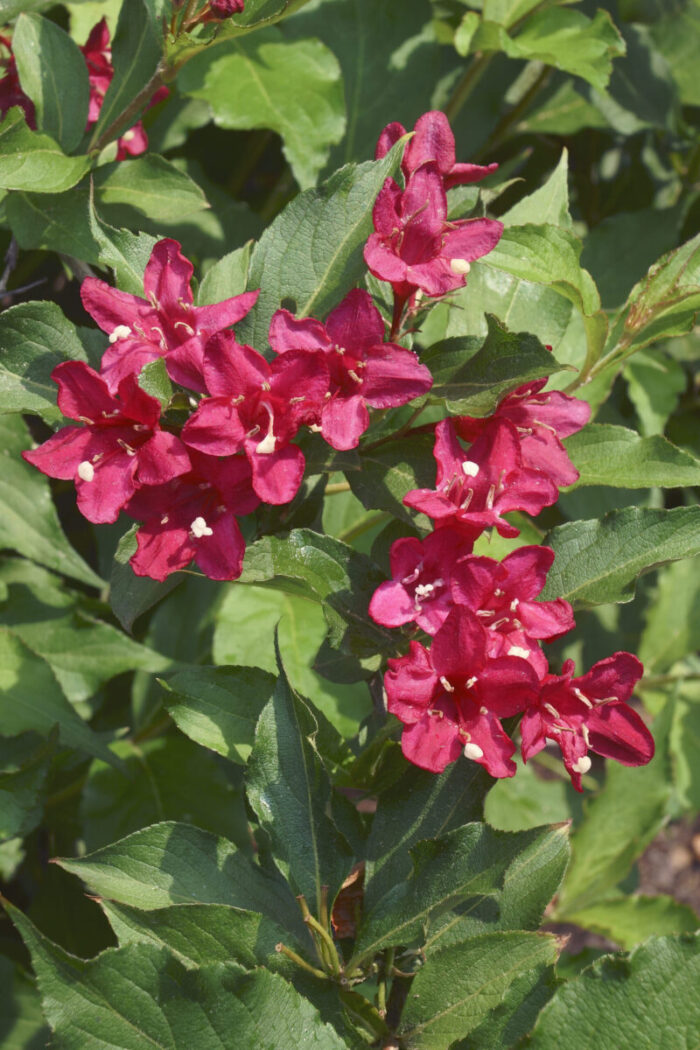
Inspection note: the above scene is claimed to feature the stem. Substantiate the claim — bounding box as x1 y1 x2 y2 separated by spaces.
337 511 390 545
377 948 395 1017
476 64 552 158
325 480 351 495
390 293 408 341
304 914 342 977
361 406 430 454
89 65 168 153
638 672 700 689
338 988 390 1041
443 53 494 123
275 943 327 980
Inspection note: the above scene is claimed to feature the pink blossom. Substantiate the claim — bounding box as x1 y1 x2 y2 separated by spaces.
364 164 503 302
208 0 245 16
268 289 432 450
369 527 473 635
385 606 539 777
376 110 498 191
22 361 191 524
181 331 329 505
125 450 259 582
81 239 258 392
520 653 653 791
456 379 591 488
404 418 558 539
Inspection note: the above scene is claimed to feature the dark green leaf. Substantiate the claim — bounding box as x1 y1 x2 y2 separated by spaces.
541 506 700 606
0 956 49 1050
348 432 436 529
638 560 700 674
92 155 209 223
88 198 159 297
0 109 90 192
109 525 181 632
246 646 353 913
12 13 89 151
0 730 54 840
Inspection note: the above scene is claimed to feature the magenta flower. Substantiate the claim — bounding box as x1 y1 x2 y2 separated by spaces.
268 289 433 450
450 546 574 676
364 164 503 302
81 239 258 392
376 110 498 191
125 450 259 582
385 606 540 777
369 526 473 635
456 379 591 488
181 331 329 505
520 653 654 791
22 361 190 525
404 419 558 539
208 0 245 16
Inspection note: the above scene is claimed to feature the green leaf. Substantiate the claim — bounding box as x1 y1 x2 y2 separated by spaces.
502 149 572 229
423 316 566 416
506 9 625 93
651 0 700 105
8 905 349 1050
398 931 558 1050
564 894 699 950
348 432 435 529
638 560 700 674
90 0 162 148
670 680 700 811
556 705 672 917
101 900 290 971
0 109 90 192
352 822 568 965
88 198 159 297
246 646 352 913
12 13 89 151
0 300 87 424
0 956 49 1050
237 142 403 348
138 357 173 411
527 934 700 1049
624 349 687 436
82 736 249 851
197 242 252 304
161 665 276 764
485 757 576 833
363 761 491 915
92 155 209 224
55 821 299 932
179 29 345 190
0 730 54 840
541 506 700 606
565 424 700 489
6 183 100 263
0 416 103 588
109 525 181 632
0 630 116 765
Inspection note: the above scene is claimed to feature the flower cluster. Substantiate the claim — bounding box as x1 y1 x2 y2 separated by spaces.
0 18 166 157
369 385 655 790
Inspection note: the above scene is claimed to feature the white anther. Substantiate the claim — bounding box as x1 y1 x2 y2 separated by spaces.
77 460 95 482
255 401 277 455
572 686 593 708
476 609 495 618
572 755 592 775
494 588 504 597
510 598 519 611
543 702 560 719
508 645 530 659
122 129 136 143
461 460 479 477
190 516 213 538
309 423 323 432
450 258 471 276
466 676 478 689
160 515 169 525
485 483 496 510
439 676 455 693
109 324 132 344
463 741 484 760
414 583 435 600
348 369 363 384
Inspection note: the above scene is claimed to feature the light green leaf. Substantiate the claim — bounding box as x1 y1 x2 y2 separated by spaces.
506 9 625 93
564 894 699 950
237 142 403 348
197 243 252 304
651 0 700 105
527 934 700 1049
55 821 299 932
398 931 558 1050
638 560 700 675
565 424 700 489
0 109 90 192
246 646 353 913
179 29 345 190
0 416 103 588
92 155 209 223
485 757 575 833
8 905 349 1050
0 300 87 424
624 349 687 436
502 150 571 228
670 679 700 812
138 357 172 412
88 198 158 296
161 665 276 764
348 431 435 530
541 506 700 606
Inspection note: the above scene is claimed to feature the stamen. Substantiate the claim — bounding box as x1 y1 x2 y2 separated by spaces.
510 598 519 611
109 324 132 344
582 724 591 746
508 645 530 659
428 708 444 719
463 741 484 760
439 676 454 693
572 755 592 774
173 321 195 336
117 439 136 456
572 687 593 709
450 258 471 276
151 326 167 350
190 516 213 538
461 460 479 477
543 702 560 719
289 396 305 404
485 484 496 510
255 402 277 455
476 609 495 618
489 617 509 630
460 489 474 510
261 381 271 392
348 370 363 384
466 676 478 689
160 514 169 525
494 588 504 597
77 461 94 482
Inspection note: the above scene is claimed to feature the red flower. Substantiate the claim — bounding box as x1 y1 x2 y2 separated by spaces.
208 0 246 16
520 653 654 791
364 164 503 302
404 418 558 539
125 450 259 582
22 361 190 524
182 331 329 505
81 239 258 392
268 289 432 450
456 379 591 488
376 110 498 191
369 527 473 635
450 546 574 676
0 34 35 125
386 606 539 777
